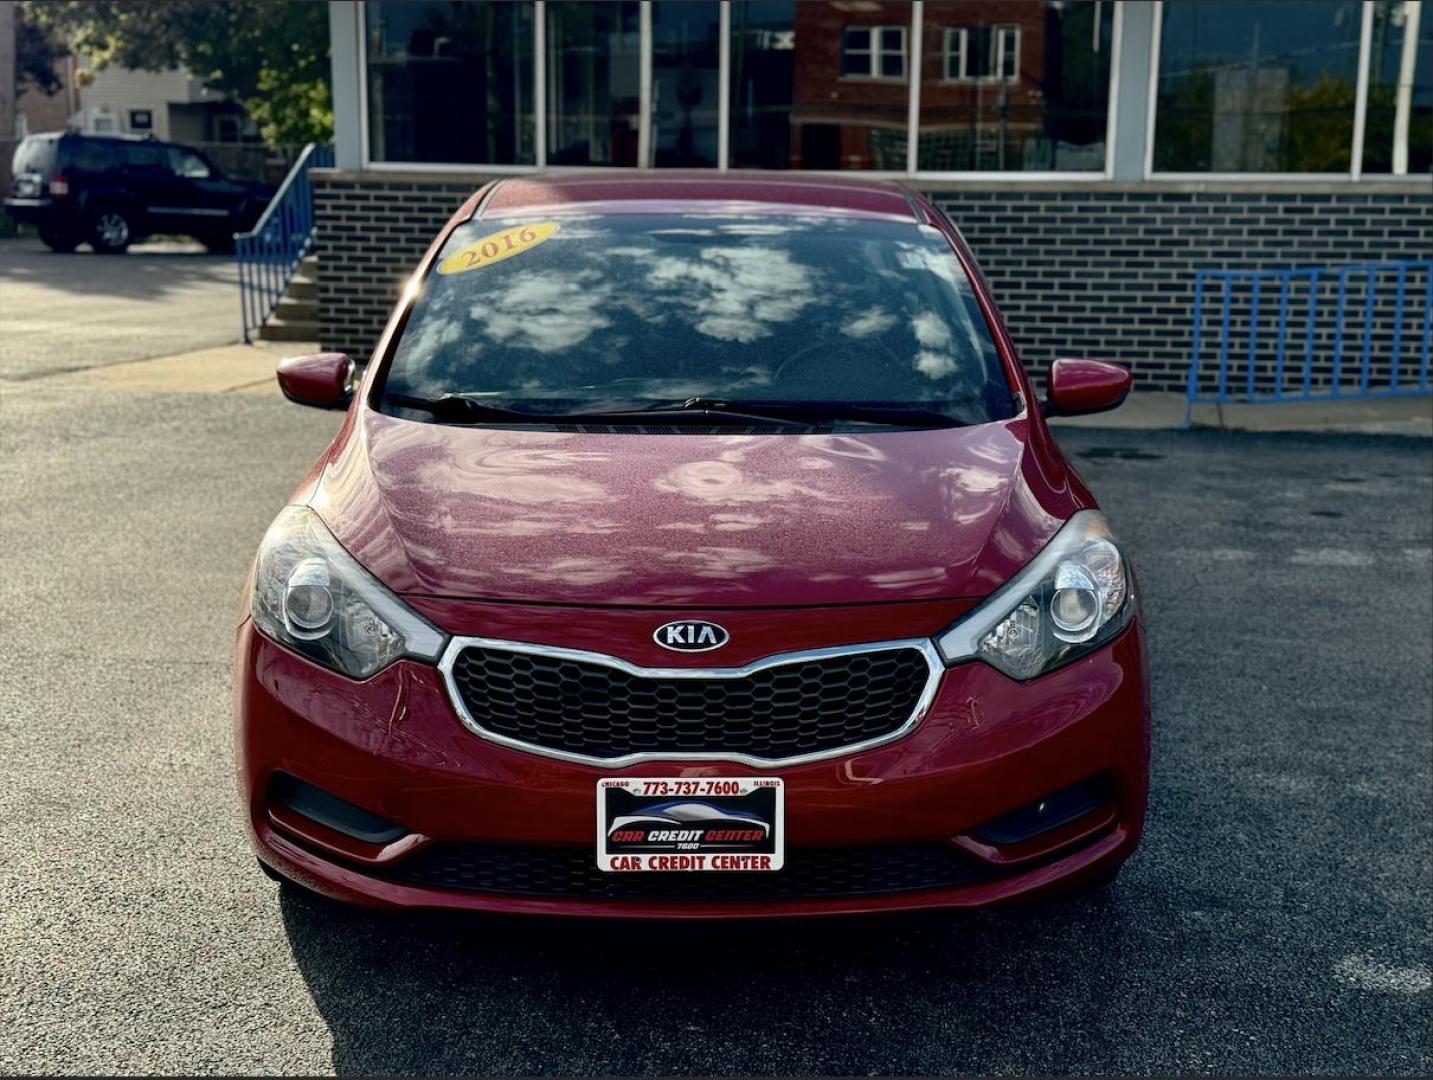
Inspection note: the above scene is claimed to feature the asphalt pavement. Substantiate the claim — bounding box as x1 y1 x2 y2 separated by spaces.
0 237 241 381
0 253 1429 1074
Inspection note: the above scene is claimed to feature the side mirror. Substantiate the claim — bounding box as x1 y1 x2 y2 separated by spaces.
1044 358 1131 417
276 352 354 410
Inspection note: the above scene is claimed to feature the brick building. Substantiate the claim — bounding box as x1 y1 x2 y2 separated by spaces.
313 1 1431 391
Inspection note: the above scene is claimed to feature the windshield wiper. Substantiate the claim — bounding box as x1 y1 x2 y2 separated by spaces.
385 393 812 429
633 397 966 429
387 393 554 424
388 393 964 430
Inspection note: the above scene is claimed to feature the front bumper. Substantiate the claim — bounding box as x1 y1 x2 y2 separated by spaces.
235 606 1150 918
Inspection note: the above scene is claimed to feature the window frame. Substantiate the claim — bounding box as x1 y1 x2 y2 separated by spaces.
359 0 545 173
1142 0 1422 181
168 147 212 179
353 0 1121 182
943 25 1021 84
840 24 909 83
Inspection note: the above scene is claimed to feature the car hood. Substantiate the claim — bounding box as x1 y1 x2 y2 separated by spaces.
308 411 1078 607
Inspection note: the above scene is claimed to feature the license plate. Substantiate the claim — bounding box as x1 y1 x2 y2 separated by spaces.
596 777 784 872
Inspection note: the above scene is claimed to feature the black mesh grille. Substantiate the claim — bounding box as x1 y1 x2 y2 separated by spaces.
448 646 931 759
393 843 995 901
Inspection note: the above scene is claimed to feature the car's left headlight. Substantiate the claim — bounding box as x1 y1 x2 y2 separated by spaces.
935 510 1132 680
251 506 447 679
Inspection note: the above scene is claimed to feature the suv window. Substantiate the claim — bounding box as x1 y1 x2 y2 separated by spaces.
383 212 1014 426
66 139 113 173
11 136 57 176
119 143 165 170
166 147 211 179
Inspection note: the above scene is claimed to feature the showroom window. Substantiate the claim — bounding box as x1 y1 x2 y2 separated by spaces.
944 26 1022 84
545 1 642 166
650 1 722 167
841 25 908 80
351 0 1430 179
919 1 1113 173
365 0 535 165
1152 0 1366 173
729 1 912 170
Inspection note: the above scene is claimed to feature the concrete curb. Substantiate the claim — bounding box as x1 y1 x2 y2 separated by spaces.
46 341 320 397
1049 391 1433 438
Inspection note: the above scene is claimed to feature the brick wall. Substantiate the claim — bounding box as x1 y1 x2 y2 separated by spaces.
314 171 1431 391
931 188 1432 392
314 175 477 361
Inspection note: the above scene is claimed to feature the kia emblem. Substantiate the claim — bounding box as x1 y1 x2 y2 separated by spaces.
653 620 730 653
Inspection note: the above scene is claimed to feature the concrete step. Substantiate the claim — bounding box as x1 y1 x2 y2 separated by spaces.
299 255 318 276
258 318 320 343
274 297 317 322
287 276 317 300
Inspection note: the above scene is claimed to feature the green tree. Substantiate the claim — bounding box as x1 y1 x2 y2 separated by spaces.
1282 74 1356 172
16 13 66 95
23 0 333 145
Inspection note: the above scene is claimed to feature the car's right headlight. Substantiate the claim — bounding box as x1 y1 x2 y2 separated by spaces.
935 510 1132 680
251 506 447 679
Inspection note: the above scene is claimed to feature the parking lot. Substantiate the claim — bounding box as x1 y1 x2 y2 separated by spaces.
0 248 1429 1075
0 237 240 381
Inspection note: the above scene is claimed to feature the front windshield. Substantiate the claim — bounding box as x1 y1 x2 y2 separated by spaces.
380 211 1015 426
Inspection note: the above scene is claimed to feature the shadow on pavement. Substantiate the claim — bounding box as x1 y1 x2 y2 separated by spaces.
279 879 1149 1075
0 238 235 301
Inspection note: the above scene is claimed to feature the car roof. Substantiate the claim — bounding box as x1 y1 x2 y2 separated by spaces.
480 172 923 221
61 131 157 144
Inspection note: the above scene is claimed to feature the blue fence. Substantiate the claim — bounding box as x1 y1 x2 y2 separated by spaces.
1185 260 1433 427
235 143 333 343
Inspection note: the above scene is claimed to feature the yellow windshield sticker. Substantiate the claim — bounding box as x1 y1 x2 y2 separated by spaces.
437 221 561 276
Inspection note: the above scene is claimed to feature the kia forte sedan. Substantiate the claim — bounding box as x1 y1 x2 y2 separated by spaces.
237 174 1150 917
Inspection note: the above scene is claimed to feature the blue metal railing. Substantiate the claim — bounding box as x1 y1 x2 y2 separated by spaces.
1185 260 1433 427
235 143 334 343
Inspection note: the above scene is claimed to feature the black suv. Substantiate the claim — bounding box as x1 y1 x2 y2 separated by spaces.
5 132 275 253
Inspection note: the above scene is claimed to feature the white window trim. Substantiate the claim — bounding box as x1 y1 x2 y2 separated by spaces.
905 0 923 175
1145 0 1416 182
1000 25 1021 84
943 25 1020 84
943 27 965 81
1103 0 1123 180
638 1 653 167
840 24 908 83
717 0 731 170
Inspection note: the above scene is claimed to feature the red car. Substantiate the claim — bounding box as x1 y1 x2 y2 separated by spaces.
237 174 1149 918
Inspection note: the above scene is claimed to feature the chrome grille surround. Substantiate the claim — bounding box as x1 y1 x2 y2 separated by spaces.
437 636 944 768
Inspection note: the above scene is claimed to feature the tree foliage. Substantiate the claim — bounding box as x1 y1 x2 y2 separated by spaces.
22 0 333 145
16 12 66 95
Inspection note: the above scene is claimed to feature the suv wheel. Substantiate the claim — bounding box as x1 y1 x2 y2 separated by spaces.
38 225 79 253
88 207 133 254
